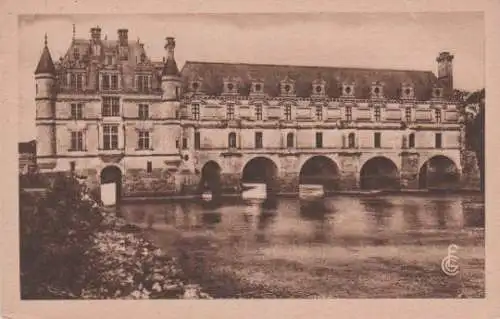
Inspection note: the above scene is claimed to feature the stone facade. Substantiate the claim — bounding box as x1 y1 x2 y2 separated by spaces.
34 27 466 197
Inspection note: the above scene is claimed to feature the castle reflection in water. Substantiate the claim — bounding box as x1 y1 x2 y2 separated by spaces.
120 194 484 245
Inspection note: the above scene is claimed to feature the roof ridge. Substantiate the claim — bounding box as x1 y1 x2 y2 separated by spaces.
183 60 435 74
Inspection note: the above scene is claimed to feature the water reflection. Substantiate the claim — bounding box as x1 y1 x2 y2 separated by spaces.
120 194 484 247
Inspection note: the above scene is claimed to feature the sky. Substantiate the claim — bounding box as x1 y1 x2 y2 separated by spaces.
18 12 484 141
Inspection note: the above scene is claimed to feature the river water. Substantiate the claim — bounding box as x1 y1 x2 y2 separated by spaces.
120 193 484 246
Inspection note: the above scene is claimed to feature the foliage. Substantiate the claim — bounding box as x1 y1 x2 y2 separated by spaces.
455 88 485 191
19 173 210 299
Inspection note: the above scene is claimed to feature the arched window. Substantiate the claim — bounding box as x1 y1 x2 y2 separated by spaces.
287 132 294 148
408 133 415 148
348 132 356 148
228 132 237 148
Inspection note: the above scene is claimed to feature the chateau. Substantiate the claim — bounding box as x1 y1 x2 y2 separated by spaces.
35 27 464 197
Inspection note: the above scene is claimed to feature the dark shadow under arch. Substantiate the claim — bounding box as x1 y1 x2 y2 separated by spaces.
241 157 278 195
199 161 222 195
100 165 123 202
419 155 460 190
360 157 400 190
299 156 340 191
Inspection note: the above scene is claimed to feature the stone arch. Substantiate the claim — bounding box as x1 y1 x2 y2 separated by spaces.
100 165 123 202
359 156 400 190
241 156 279 194
199 160 222 194
299 155 341 191
418 155 460 190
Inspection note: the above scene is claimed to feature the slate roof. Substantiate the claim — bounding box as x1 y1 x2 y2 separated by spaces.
35 46 56 75
162 57 180 76
180 61 441 100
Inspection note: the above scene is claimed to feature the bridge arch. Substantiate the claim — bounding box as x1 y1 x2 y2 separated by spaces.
199 160 222 194
359 156 400 190
418 155 460 189
299 155 341 191
241 156 279 194
100 165 123 202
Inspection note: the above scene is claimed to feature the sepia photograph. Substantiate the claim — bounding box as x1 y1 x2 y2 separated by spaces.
16 11 485 301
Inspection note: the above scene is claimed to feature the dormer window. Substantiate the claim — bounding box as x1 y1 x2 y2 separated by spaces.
101 73 119 91
191 81 200 91
371 82 384 99
341 83 355 97
223 77 239 95
432 87 444 99
140 53 146 63
251 80 265 95
312 78 326 97
135 74 150 93
73 47 80 60
401 83 415 99
280 76 296 96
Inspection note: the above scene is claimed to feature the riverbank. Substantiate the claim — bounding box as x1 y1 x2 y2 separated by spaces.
19 174 211 299
144 227 485 298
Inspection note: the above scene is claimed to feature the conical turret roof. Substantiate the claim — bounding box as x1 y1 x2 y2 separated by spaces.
35 36 56 75
162 57 180 76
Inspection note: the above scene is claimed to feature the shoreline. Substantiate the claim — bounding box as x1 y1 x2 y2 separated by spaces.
120 188 484 204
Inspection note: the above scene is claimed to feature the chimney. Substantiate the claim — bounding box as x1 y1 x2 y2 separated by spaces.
118 29 128 46
90 26 101 42
165 37 175 60
436 51 454 96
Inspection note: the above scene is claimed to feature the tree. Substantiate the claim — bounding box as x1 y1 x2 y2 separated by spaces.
456 88 485 191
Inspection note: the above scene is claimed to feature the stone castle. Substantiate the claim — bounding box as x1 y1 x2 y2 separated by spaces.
34 26 466 197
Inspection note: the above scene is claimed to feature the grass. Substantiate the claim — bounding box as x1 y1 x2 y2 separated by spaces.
144 228 485 299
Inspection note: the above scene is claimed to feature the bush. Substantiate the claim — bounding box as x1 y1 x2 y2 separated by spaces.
20 174 210 299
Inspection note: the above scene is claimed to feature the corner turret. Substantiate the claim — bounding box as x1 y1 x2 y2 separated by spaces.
161 37 182 101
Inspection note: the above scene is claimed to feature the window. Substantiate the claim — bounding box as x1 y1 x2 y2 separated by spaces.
70 73 84 90
103 125 119 150
408 133 415 148
315 132 323 148
287 132 294 148
107 56 113 65
175 139 179 148
315 105 323 120
101 74 119 91
102 97 120 117
228 132 237 148
147 161 152 173
227 104 235 120
435 109 442 123
70 161 76 172
284 104 292 121
255 104 263 120
374 132 381 148
435 133 442 148
182 138 188 149
192 104 200 120
374 106 381 122
138 131 150 150
70 131 84 151
255 132 263 149
138 104 149 120
194 132 200 150
345 106 352 121
73 48 80 60
348 133 355 148
136 75 150 93
405 107 412 123
71 103 83 120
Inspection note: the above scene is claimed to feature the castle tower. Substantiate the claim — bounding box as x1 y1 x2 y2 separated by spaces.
161 37 182 103
34 34 57 170
436 51 454 98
